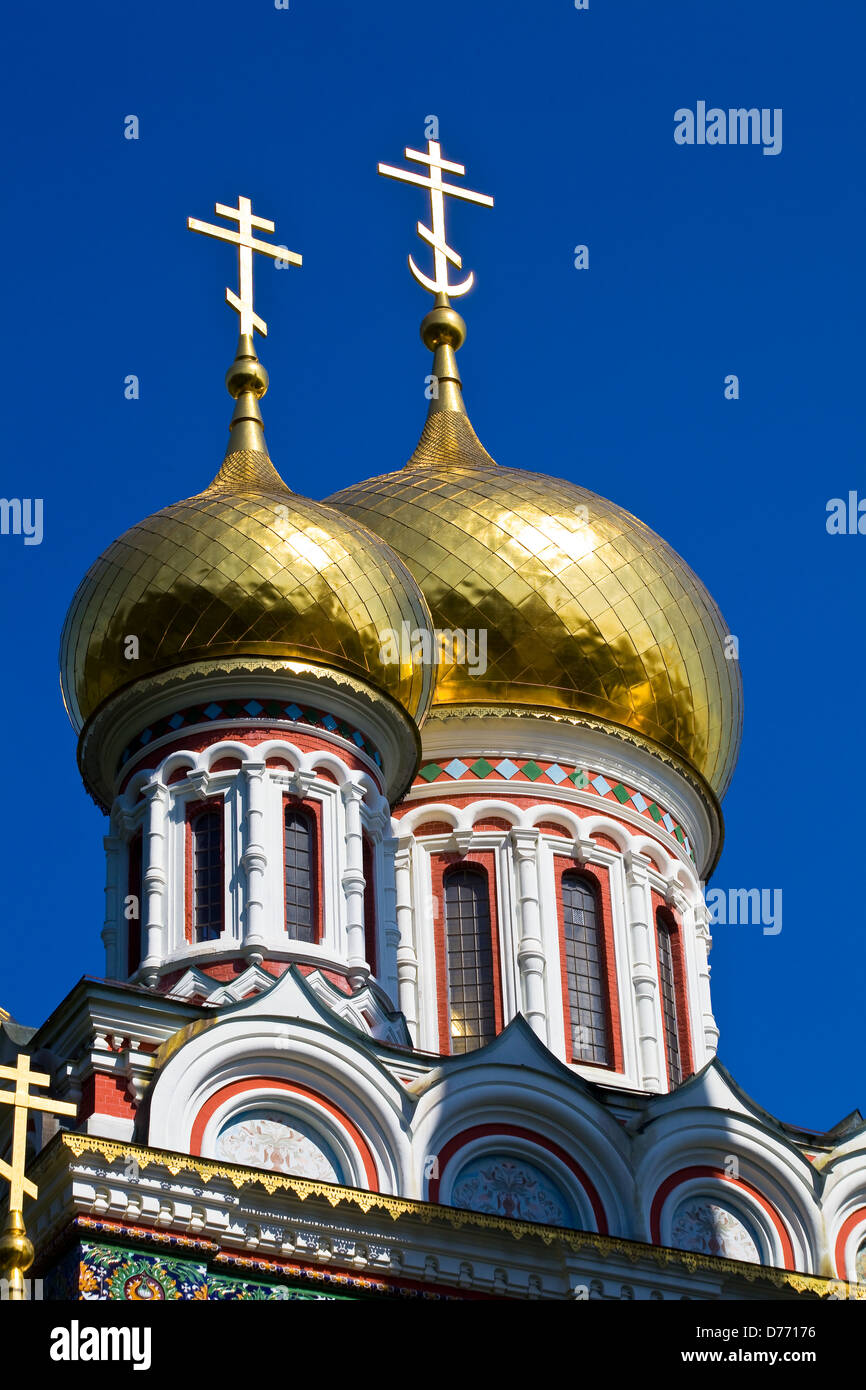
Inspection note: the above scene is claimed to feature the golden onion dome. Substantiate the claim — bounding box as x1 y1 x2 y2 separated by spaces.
326 300 743 798
60 337 435 733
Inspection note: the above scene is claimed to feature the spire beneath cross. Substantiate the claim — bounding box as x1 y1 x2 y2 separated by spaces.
378 139 493 297
188 195 302 336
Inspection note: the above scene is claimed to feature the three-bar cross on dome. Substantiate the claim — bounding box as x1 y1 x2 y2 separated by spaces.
59 194 436 808
327 138 743 800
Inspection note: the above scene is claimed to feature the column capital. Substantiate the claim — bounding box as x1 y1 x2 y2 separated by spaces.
623 850 650 886
571 828 596 864
290 769 317 800
144 780 170 806
340 780 367 807
186 770 210 799
664 878 688 915
509 827 541 859
243 759 268 780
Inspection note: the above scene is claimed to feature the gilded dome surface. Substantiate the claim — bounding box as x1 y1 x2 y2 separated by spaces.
61 445 435 732
327 408 743 798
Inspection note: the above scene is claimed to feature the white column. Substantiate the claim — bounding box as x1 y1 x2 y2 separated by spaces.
623 850 661 1090
394 834 419 1036
140 784 169 987
380 835 400 1003
242 761 268 964
102 832 124 979
693 899 719 1058
341 782 368 988
510 829 548 1042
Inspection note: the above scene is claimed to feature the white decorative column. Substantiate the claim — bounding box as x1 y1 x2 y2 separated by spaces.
394 834 419 1036
510 828 548 1042
341 781 368 988
623 850 661 1090
380 834 401 1004
242 761 268 964
102 831 124 979
140 783 169 986
693 898 719 1059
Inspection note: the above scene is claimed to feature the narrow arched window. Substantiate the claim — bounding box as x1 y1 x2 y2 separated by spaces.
127 830 143 975
284 807 315 942
362 835 377 976
562 872 610 1065
657 911 683 1086
443 866 495 1054
191 808 223 943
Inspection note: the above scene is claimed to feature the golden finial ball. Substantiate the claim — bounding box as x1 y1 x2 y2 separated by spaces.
420 303 466 352
0 1213 34 1280
226 355 269 401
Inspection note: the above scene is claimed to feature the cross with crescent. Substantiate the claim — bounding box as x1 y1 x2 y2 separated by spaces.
0 1053 76 1213
378 138 494 297
187 195 302 336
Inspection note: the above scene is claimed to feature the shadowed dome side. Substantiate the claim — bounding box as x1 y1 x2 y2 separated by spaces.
60 340 435 733
326 301 743 798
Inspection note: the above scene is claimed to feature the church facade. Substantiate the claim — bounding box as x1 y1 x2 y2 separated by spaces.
3 167 865 1302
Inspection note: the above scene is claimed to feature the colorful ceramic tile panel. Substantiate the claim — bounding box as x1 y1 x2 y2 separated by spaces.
411 756 694 860
45 1242 351 1301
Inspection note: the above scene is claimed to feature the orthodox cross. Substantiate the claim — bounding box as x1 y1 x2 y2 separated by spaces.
0 1053 76 1213
187 195 302 336
378 138 494 297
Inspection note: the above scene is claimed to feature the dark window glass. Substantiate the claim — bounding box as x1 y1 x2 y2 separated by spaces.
444 867 495 1054
285 808 315 942
362 837 376 975
127 831 142 975
192 809 222 943
657 915 682 1086
562 873 610 1065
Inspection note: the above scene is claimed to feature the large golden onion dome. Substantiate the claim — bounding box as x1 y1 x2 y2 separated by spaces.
327 300 742 798
60 337 434 733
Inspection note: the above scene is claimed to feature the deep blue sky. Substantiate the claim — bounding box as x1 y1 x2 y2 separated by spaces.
1 0 862 1131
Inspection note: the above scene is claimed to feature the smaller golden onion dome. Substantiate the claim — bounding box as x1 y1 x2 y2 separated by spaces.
327 299 743 800
60 336 435 733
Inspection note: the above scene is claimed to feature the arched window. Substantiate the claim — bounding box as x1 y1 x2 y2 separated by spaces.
284 806 316 942
191 807 223 943
443 866 495 1054
362 835 377 976
127 830 142 976
561 871 610 1065
656 910 682 1086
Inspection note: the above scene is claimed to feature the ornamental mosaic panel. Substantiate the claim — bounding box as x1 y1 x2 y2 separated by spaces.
119 697 382 772
45 1242 349 1301
216 1108 343 1182
413 757 693 859
451 1154 574 1228
670 1199 761 1264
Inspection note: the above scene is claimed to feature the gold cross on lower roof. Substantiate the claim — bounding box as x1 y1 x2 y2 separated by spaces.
0 1053 77 1212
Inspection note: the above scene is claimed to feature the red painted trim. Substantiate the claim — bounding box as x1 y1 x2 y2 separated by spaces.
185 797 225 945
188 1077 378 1190
429 851 504 1055
126 830 143 977
362 835 377 977
834 1208 866 1279
552 858 623 1072
650 1166 795 1269
429 1123 608 1235
652 896 694 1082
282 795 324 943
